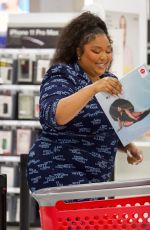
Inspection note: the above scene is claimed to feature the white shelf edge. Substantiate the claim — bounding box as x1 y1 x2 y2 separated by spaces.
133 141 150 147
7 187 20 194
0 120 41 127
0 48 55 54
0 155 20 162
0 84 40 91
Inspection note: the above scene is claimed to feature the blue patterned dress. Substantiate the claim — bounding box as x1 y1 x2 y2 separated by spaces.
27 63 119 192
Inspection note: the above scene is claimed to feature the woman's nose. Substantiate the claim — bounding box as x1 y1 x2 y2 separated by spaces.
99 52 107 60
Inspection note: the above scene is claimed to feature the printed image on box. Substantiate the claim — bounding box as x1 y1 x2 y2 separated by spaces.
96 64 150 146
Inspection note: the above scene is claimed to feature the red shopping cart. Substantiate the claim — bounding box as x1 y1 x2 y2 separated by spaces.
33 178 150 230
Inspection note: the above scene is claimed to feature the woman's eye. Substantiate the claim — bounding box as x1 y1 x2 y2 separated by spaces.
92 50 100 54
106 50 112 54
92 49 112 54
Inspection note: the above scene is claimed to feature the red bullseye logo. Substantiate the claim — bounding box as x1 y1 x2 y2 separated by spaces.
140 68 145 74
138 66 147 78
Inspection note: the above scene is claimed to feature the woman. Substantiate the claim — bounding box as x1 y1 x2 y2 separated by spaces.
109 98 150 130
27 11 143 192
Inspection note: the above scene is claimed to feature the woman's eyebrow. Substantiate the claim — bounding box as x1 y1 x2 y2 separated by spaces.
92 45 112 50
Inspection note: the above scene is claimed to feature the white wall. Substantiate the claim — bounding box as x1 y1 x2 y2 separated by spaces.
97 0 147 67
30 0 84 12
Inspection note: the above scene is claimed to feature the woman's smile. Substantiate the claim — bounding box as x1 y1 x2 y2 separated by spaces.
96 62 108 68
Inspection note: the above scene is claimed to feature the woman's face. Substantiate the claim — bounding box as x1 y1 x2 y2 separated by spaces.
78 34 112 80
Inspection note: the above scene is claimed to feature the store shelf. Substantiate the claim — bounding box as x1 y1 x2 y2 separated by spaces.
133 141 150 147
0 84 40 91
7 187 20 194
0 155 20 162
0 120 41 127
0 48 55 55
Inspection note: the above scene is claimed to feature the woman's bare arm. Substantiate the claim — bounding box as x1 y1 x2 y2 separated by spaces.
124 109 138 120
56 77 122 125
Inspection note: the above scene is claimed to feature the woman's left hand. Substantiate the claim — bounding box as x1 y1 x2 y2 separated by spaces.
125 143 143 165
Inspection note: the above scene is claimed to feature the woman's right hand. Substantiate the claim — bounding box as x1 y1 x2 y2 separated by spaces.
93 77 122 96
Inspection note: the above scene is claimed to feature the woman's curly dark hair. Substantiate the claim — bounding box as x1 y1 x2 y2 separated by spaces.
51 11 112 65
109 99 134 121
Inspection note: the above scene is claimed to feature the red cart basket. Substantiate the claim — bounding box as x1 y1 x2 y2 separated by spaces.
33 178 150 230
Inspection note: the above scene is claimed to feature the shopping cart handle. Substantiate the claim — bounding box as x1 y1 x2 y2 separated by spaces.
32 178 150 206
